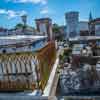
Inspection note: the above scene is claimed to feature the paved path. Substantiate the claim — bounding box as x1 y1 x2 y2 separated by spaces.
0 93 48 100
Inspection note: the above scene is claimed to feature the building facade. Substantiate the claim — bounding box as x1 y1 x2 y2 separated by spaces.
35 18 53 41
79 21 89 36
0 27 8 36
95 19 100 36
89 18 100 36
65 11 79 38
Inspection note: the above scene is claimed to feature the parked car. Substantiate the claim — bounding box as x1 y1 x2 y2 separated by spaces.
96 61 100 69
63 43 69 48
86 45 93 56
96 61 100 78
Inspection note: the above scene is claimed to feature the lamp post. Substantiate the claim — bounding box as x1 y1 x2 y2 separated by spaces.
21 15 27 33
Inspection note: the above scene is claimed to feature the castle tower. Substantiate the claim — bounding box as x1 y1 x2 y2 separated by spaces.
88 12 95 35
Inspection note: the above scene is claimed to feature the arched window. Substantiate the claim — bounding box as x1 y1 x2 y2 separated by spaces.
2 49 6 54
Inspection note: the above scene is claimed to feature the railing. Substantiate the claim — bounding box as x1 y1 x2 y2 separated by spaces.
0 41 56 91
36 41 56 90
